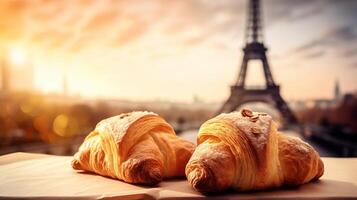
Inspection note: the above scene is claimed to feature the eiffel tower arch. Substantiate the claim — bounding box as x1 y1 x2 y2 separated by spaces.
218 0 297 125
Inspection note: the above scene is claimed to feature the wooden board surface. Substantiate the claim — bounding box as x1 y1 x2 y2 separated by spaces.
0 152 356 199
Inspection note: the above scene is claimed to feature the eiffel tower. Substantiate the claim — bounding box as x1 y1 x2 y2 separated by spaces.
218 0 297 124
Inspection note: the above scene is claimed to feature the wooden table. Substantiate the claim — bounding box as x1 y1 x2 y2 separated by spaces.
0 153 356 199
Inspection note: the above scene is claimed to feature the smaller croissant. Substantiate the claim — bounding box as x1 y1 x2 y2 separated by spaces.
72 111 195 185
186 109 324 193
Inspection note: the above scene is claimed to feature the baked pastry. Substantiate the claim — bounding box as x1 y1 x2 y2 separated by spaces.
185 109 324 193
72 111 195 185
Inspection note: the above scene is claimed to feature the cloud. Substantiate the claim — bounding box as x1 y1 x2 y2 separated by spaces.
0 0 29 42
332 26 357 40
303 50 326 59
264 0 325 25
0 0 293 53
265 0 357 30
2 0 357 58
160 0 245 46
0 0 29 15
344 47 357 57
349 62 357 68
110 17 148 47
293 26 357 53
30 30 72 48
0 0 246 53
82 9 119 31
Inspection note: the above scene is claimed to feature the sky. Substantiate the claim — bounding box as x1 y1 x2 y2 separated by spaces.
0 0 357 103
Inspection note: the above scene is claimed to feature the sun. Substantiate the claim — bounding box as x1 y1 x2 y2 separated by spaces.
9 47 27 66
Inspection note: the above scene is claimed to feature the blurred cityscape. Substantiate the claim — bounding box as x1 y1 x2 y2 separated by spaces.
0 0 357 157
1 60 356 157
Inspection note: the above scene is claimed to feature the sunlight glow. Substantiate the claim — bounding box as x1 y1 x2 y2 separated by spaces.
9 47 27 66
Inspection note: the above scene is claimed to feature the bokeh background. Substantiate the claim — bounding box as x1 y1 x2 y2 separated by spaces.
0 0 356 156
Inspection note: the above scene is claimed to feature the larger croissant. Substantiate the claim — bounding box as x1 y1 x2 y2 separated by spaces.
186 109 324 193
72 111 195 185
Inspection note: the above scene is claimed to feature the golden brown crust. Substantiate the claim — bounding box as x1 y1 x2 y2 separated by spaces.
185 109 324 193
277 133 324 186
186 138 236 193
72 111 195 185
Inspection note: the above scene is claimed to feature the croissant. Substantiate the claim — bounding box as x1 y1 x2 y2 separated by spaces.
185 109 324 193
72 111 195 185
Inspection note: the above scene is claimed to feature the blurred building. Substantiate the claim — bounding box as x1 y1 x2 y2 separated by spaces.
1 56 34 93
63 71 68 96
290 79 343 110
1 58 9 92
334 79 341 102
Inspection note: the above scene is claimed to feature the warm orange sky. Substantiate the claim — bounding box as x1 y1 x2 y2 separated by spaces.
1 0 357 103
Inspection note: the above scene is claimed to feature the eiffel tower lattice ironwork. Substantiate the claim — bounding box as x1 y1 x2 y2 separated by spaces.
218 0 297 124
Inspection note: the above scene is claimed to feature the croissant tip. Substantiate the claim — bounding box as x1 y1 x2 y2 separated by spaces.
187 166 217 193
71 159 81 170
123 158 164 185
147 168 163 185
314 158 325 180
